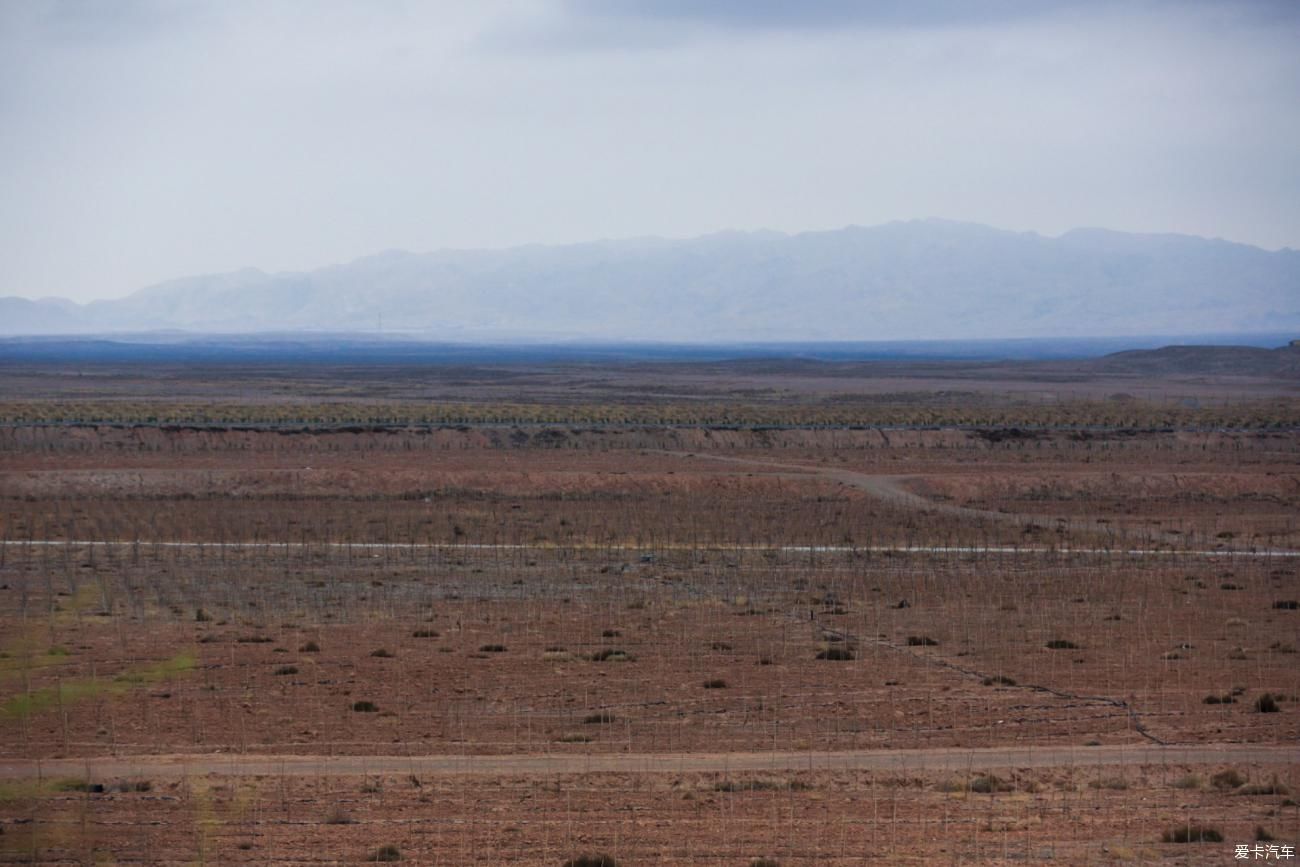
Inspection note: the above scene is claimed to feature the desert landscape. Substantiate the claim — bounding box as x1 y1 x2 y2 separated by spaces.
5 0 1300 861
0 352 1296 864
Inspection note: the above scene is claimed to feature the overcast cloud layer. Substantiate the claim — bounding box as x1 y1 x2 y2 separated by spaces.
2 0 1298 303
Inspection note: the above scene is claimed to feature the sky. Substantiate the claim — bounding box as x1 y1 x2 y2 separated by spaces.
2 0 1299 303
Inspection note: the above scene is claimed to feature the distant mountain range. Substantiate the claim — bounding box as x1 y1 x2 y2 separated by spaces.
3 219 1298 339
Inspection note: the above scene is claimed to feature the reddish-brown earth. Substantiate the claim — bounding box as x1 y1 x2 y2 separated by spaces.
1 415 1296 863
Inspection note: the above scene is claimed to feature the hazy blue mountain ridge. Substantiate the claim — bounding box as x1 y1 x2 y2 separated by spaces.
3 220 1296 339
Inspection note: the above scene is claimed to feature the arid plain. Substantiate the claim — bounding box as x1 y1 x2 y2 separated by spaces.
0 352 1297 864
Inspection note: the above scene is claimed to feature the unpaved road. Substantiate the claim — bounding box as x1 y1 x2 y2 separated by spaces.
658 450 1300 554
660 449 1000 522
2 744 1294 780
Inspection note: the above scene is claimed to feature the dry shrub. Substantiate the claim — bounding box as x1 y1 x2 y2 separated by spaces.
325 806 355 825
939 775 1013 794
1211 769 1246 790
1045 639 1078 650
1088 777 1128 790
969 774 1013 793
563 855 618 867
906 636 938 647
1162 825 1222 843
714 777 811 793
1254 693 1280 713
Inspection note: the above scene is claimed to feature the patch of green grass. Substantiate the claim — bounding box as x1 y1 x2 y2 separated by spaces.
4 652 196 720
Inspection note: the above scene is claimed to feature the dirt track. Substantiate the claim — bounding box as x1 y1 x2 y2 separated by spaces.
2 744 1294 781
660 449 1044 523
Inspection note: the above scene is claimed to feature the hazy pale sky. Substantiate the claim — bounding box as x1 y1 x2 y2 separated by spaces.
2 0 1298 302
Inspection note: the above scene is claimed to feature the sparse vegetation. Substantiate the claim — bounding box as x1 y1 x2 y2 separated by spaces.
1162 825 1222 843
1211 769 1246 790
588 648 633 662
563 855 618 867
3 366 1297 864
325 806 355 824
1088 777 1128 790
968 774 1014 794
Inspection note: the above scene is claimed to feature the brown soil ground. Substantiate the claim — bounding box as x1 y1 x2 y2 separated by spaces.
1 422 1296 863
3 762 1296 864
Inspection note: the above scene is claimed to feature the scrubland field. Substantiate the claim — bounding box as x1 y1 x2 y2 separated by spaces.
0 357 1297 864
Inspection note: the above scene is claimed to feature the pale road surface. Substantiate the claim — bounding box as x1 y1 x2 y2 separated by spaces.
0 744 1294 780
1 540 1296 558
